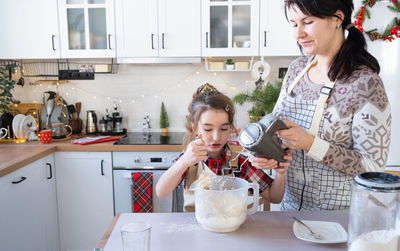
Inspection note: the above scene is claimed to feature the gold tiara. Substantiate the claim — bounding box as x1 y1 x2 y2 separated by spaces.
197 83 218 95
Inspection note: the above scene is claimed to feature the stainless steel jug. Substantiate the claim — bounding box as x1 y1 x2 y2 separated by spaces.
86 110 98 134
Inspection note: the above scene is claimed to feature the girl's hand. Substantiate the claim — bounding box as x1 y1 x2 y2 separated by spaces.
179 135 208 167
249 149 292 170
278 120 314 151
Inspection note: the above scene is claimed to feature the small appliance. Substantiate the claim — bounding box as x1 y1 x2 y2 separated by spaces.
86 110 98 134
238 113 289 162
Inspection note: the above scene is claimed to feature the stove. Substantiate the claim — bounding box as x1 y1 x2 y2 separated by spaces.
114 132 186 145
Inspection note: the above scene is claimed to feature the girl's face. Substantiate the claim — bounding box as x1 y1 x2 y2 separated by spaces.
288 5 343 56
194 109 231 155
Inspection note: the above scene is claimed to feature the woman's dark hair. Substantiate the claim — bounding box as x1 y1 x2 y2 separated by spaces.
284 0 380 81
184 83 235 145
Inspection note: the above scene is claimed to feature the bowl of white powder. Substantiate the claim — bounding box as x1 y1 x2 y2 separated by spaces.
192 175 259 233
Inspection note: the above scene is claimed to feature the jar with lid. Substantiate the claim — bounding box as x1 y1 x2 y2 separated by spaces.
348 172 400 251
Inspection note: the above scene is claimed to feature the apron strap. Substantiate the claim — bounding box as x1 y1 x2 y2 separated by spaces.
287 57 337 136
309 80 336 135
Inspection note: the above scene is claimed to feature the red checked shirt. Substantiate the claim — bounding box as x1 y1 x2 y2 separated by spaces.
179 145 274 194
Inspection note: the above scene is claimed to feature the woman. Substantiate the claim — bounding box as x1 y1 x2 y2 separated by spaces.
250 0 391 210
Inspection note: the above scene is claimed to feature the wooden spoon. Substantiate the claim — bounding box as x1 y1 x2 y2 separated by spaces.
75 102 82 119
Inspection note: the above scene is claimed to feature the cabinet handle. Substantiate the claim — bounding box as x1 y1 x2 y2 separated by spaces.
206 32 209 48
162 33 165 49
151 34 155 50
12 177 26 184
264 31 267 47
108 34 112 50
52 35 56 51
46 163 53 179
101 160 105 176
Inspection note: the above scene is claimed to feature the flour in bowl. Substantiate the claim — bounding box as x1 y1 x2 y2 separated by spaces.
349 229 399 251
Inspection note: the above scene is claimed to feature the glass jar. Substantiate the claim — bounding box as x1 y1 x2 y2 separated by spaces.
348 172 400 251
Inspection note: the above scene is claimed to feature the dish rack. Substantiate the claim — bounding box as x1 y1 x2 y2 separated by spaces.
19 58 118 78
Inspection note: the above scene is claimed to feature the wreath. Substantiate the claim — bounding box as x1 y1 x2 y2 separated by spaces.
354 0 400 42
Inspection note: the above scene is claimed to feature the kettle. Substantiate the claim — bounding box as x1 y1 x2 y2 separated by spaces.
86 110 98 134
238 113 289 162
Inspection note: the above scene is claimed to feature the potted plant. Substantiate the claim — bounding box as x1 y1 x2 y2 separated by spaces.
0 63 17 114
226 58 235 71
160 102 170 136
233 79 282 122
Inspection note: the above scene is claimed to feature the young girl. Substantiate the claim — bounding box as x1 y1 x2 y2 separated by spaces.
156 84 292 212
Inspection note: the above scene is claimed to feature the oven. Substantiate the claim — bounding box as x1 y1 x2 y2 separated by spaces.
112 151 183 214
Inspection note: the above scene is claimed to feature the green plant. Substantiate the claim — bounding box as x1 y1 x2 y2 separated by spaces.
159 102 170 128
0 64 17 114
233 79 282 122
226 58 234 65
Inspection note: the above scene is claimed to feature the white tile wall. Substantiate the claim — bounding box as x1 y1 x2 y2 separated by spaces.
13 57 296 132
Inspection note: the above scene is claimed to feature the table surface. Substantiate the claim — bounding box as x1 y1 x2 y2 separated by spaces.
99 210 349 251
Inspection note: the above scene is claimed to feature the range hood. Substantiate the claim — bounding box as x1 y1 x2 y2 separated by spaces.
117 57 201 64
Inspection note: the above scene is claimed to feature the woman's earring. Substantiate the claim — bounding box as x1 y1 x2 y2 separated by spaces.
337 24 341 29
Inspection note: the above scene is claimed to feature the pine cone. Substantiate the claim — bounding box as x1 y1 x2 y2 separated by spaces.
370 32 381 41
367 0 376 7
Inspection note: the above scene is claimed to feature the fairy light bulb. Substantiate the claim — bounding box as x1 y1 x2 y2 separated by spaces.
185 79 189 83
196 71 200 75
107 97 111 100
94 96 97 99
119 99 122 103
65 92 69 96
141 94 145 98
131 100 135 103
214 72 217 75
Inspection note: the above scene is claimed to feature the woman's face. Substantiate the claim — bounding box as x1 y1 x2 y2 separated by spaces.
288 5 343 56
194 109 231 154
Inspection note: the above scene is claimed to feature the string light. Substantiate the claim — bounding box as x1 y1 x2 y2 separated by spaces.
25 63 251 105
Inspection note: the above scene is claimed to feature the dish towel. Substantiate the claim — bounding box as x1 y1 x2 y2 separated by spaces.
132 172 153 213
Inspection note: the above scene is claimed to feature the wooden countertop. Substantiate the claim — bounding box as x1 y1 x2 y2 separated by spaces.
0 138 242 178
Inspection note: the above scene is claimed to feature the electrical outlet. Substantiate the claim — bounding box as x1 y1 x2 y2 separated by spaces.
279 68 288 79
58 70 95 80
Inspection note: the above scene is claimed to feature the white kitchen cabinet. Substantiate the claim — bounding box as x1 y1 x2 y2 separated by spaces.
202 0 259 57
55 152 113 251
0 154 59 251
259 0 300 56
57 0 116 58
0 0 60 59
115 0 201 60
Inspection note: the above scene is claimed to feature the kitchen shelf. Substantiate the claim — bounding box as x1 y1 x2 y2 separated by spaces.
20 58 118 78
205 57 254 72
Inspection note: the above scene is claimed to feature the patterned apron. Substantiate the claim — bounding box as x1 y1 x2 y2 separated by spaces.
280 58 352 211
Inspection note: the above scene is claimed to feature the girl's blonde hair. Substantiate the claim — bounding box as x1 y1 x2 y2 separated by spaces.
184 83 235 145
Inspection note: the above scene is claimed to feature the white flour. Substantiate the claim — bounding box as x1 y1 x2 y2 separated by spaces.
196 192 246 232
349 229 399 251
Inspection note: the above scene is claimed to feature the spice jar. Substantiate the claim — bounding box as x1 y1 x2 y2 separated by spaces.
348 172 400 251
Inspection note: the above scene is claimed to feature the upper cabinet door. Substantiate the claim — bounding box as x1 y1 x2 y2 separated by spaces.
202 0 259 57
115 0 158 58
58 0 116 58
259 0 300 56
115 0 200 58
0 0 60 59
158 0 201 57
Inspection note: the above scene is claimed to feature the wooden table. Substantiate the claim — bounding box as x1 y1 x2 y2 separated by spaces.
97 210 348 251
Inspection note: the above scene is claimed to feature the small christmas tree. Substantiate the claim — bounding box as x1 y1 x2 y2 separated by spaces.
160 102 170 134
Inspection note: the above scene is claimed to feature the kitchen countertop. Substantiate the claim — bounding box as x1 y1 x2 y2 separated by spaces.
0 138 242 177
98 210 349 251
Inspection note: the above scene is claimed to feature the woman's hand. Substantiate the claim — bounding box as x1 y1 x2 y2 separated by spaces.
179 136 208 167
249 149 292 170
278 120 315 151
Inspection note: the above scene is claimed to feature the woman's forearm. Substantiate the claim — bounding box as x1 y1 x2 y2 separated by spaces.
267 172 286 203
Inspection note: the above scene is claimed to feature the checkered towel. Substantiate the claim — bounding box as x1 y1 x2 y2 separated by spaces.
132 172 153 213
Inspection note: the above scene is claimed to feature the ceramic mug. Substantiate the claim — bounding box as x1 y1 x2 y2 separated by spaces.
0 128 8 140
51 123 73 139
39 130 52 144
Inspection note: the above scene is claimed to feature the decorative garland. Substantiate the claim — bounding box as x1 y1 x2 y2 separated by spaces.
354 0 400 42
